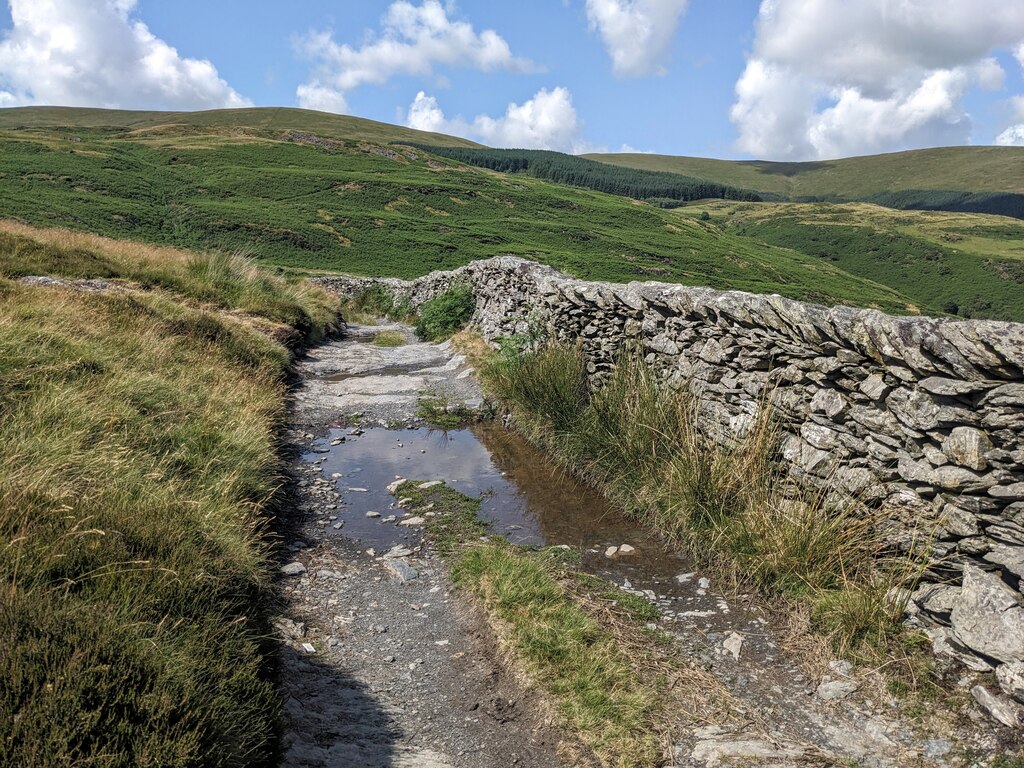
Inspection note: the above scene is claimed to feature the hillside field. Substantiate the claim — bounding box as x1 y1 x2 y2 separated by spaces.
0 107 919 314
0 107 1022 320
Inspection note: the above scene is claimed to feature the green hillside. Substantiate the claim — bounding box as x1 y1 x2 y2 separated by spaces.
0 106 482 148
0 106 921 315
677 200 1024 321
583 146 1024 199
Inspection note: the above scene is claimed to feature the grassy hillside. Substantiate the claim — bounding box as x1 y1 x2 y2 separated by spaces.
0 106 920 314
583 146 1024 199
677 201 1024 321
0 223 339 766
0 105 482 147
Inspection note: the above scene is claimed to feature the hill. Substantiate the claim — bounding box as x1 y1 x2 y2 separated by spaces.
0 106 920 315
675 200 1024 322
0 105 482 148
584 147 1024 218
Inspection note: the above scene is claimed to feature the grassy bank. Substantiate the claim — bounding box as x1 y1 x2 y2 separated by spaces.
0 226 339 766
391 481 734 767
478 341 918 660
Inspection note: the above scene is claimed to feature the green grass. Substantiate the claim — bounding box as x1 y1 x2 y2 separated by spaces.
414 284 475 341
481 341 919 657
371 329 406 347
676 201 1024 321
390 481 673 767
0 227 339 766
0 108 930 315
585 146 1024 199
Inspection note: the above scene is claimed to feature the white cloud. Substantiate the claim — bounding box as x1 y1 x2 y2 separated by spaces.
585 0 689 77
406 87 588 153
730 0 1024 159
0 0 249 110
996 95 1024 146
296 1 536 114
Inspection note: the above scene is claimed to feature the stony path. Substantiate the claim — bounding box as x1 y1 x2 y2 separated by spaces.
275 322 1008 768
276 323 563 768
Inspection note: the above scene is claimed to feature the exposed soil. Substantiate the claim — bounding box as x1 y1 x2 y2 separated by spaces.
275 322 1011 768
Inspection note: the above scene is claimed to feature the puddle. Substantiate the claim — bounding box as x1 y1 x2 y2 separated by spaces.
324 363 425 383
304 423 710 593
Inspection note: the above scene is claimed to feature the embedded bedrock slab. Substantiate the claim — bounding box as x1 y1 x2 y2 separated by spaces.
315 257 1024 669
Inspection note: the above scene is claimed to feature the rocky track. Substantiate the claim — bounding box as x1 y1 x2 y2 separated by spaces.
274 322 1013 768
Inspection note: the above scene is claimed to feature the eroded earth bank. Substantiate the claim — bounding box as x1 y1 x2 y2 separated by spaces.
275 322 1016 768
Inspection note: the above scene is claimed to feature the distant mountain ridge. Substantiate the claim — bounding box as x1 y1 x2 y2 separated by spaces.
583 146 1024 219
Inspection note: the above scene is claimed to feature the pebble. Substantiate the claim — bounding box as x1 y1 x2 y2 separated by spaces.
399 516 426 527
281 562 307 576
366 511 381 518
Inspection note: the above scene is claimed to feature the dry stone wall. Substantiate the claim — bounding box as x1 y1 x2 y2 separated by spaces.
315 256 1024 677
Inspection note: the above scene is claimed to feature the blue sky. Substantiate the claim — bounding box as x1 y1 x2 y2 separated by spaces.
2 1 1024 159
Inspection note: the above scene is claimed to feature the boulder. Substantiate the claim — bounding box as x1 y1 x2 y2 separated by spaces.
950 565 1024 663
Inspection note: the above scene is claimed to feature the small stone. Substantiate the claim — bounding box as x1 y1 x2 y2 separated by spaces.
971 685 1024 728
280 562 306 576
723 632 743 660
990 483 1024 500
332 521 344 529
617 544 636 555
828 660 853 676
330 438 344 446
387 478 408 494
399 516 426 527
384 545 414 559
384 655 396 663
301 642 316 654
996 661 1024 704
365 511 381 518
859 374 889 400
816 679 859 701
417 480 443 490
347 487 369 493
604 546 619 558
943 426 993 471
385 559 418 583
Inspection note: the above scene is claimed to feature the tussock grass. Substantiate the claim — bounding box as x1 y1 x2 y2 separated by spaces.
0 220 340 344
482 342 917 658
0 230 339 766
371 329 406 347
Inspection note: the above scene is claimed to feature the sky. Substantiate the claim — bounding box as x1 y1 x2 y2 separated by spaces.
1 0 1024 160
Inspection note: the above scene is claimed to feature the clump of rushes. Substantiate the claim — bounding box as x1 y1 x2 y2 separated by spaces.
392 481 726 767
371 329 407 347
415 284 474 341
482 341 922 660
0 228 339 767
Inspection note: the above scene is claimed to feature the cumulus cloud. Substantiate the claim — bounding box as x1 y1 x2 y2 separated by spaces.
996 96 1024 146
585 0 689 77
296 1 536 114
0 0 249 109
730 0 1024 159
406 87 588 152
